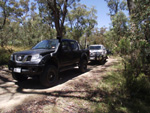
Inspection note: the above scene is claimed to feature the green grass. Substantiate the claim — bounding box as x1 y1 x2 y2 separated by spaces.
94 60 150 113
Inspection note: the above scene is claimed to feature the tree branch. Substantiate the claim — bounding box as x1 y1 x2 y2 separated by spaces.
61 0 68 29
0 0 7 30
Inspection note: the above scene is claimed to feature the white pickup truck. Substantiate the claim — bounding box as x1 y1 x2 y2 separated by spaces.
89 44 107 63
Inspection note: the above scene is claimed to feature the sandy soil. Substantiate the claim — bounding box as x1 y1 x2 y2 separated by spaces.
0 58 118 112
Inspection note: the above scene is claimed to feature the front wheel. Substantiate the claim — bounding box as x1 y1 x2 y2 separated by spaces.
12 73 28 82
99 56 107 65
79 59 88 73
40 65 58 87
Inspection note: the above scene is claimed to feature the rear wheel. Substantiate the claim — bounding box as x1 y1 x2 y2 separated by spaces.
99 56 107 65
12 73 28 82
79 59 87 73
40 65 58 87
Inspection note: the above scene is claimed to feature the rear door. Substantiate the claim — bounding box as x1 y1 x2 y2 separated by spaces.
69 41 80 63
60 40 73 66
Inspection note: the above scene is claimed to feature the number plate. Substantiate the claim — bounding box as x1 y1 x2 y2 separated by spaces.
14 68 21 73
90 57 95 60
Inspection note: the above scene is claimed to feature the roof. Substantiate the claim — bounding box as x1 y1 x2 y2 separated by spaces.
61 39 77 42
43 39 77 42
89 44 103 46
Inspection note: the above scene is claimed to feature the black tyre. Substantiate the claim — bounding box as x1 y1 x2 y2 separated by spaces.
99 56 106 65
79 59 87 73
12 73 28 82
40 65 58 87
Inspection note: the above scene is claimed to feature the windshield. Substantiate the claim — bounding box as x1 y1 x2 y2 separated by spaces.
89 46 101 50
32 40 59 49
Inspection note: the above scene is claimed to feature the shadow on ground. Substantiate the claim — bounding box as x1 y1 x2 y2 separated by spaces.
15 61 108 90
15 60 113 100
15 68 85 90
0 59 110 98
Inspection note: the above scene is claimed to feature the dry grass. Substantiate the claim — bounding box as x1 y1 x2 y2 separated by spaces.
0 46 30 66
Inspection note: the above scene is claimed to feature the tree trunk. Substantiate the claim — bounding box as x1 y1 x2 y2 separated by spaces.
47 0 68 39
0 0 7 30
127 0 136 33
127 0 136 15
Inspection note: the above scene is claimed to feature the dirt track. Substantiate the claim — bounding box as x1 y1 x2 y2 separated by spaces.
0 58 118 112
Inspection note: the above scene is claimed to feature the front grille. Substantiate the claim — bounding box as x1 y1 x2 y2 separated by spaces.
26 56 32 61
14 55 31 62
90 52 102 57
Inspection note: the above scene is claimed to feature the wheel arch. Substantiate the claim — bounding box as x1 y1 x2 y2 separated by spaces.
42 55 59 69
80 53 88 62
45 58 59 69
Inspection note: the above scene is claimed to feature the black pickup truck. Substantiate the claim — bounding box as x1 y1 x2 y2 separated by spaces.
8 39 89 87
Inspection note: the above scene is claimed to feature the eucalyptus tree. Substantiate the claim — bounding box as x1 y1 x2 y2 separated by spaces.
7 0 30 24
67 3 88 42
67 3 97 44
112 11 128 41
127 0 150 42
87 27 107 46
117 0 150 95
105 0 127 17
105 0 128 49
37 0 80 39
126 0 136 15
84 6 97 48
0 0 9 30
0 0 30 47
0 0 10 47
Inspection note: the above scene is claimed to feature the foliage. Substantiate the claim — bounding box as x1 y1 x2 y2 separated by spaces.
106 0 150 96
0 48 12 65
95 59 150 113
66 3 97 45
0 45 30 66
105 0 127 16
0 0 98 49
103 11 128 53
122 0 150 96
0 0 27 47
0 0 58 48
104 0 150 98
104 0 129 52
36 0 80 38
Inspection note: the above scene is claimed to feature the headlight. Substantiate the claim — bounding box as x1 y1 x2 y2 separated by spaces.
10 54 13 61
31 54 42 62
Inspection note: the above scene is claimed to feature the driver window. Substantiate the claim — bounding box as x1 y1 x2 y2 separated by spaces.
62 41 71 51
70 41 79 51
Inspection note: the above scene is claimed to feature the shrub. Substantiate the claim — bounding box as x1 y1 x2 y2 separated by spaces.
0 49 11 66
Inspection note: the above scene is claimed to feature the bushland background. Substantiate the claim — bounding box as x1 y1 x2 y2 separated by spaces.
0 0 150 112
